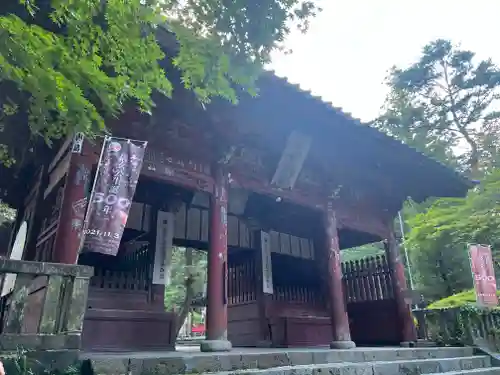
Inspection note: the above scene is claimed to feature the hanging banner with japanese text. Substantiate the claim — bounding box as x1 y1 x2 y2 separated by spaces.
469 244 498 307
261 231 274 294
153 211 174 285
82 138 147 256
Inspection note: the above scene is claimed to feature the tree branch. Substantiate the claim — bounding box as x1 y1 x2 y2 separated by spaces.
441 59 480 174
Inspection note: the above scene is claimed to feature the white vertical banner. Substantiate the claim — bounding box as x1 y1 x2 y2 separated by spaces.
261 231 274 294
153 211 175 285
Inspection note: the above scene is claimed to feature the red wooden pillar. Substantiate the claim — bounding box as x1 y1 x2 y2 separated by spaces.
200 166 232 352
323 202 356 349
384 231 417 344
52 134 94 264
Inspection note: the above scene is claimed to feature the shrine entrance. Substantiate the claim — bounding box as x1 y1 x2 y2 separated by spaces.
76 173 329 351
27 144 412 352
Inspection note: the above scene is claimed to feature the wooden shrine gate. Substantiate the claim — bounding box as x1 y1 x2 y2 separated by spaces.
342 254 401 345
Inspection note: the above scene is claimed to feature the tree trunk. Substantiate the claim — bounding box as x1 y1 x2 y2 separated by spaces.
174 247 195 339
459 129 480 177
442 60 481 177
468 149 480 178
438 255 453 297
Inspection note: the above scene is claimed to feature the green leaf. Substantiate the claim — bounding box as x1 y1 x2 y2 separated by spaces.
0 0 320 166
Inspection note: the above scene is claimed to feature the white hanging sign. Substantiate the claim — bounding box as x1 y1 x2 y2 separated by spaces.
271 130 312 189
153 211 174 285
261 231 274 294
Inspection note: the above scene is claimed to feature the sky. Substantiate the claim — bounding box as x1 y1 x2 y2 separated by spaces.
270 0 500 123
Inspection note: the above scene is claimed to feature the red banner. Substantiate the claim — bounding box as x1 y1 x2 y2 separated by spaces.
469 244 498 307
82 138 146 256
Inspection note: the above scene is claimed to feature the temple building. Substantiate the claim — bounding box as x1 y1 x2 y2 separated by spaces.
0 37 471 352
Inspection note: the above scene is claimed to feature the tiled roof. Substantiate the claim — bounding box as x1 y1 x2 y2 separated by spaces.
156 25 472 199
261 70 473 196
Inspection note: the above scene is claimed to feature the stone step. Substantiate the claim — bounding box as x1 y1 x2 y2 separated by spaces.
351 347 474 362
84 347 480 375
201 356 491 375
437 369 500 375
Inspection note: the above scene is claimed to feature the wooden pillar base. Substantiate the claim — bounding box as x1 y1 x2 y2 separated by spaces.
330 340 356 349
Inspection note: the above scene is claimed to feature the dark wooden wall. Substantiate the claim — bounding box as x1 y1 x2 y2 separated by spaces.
79 233 176 351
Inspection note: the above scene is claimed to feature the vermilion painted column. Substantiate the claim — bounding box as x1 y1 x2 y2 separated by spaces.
385 231 417 345
53 135 94 264
200 166 232 352
324 202 356 349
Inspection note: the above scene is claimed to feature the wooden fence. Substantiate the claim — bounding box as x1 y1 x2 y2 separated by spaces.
342 254 394 303
0 259 93 351
414 307 500 351
227 253 395 306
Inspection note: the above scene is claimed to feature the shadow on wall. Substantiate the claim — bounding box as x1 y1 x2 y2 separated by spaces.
0 202 15 256
0 223 13 256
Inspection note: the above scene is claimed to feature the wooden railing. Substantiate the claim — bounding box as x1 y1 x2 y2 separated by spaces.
88 245 151 291
0 259 93 351
414 307 500 351
342 255 394 303
270 285 323 306
228 258 257 304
